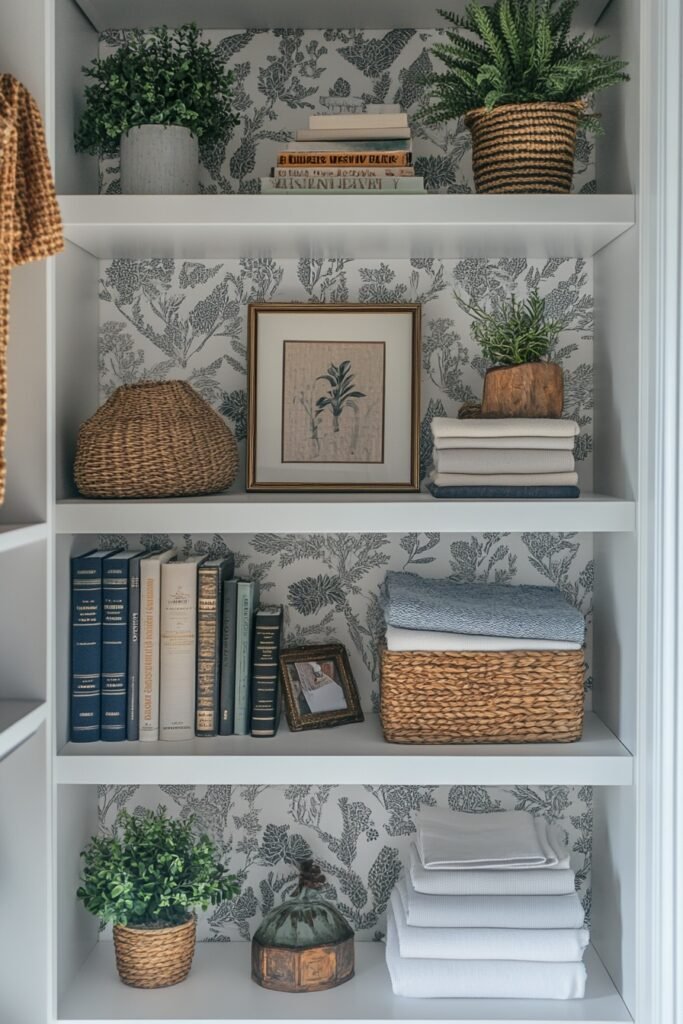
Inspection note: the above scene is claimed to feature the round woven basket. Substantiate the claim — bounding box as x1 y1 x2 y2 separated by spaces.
74 381 238 499
113 914 196 989
464 100 584 194
381 648 585 744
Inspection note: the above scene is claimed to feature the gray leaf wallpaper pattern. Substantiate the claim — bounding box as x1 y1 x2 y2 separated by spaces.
98 784 593 942
99 257 594 488
98 532 593 713
98 29 595 195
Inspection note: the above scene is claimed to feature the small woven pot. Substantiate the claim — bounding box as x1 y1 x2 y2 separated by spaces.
381 648 585 744
74 381 238 499
464 101 584 194
113 914 196 989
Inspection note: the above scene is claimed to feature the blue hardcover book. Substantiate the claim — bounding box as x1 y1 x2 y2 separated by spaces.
102 550 141 742
70 549 120 743
126 550 150 741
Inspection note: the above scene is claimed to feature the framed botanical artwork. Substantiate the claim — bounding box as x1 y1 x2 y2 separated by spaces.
247 303 421 491
279 643 364 732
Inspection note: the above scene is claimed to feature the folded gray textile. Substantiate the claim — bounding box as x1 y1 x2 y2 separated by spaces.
434 448 575 475
431 471 579 486
428 483 581 499
433 434 576 450
431 416 580 439
382 571 585 643
409 844 577 896
416 810 564 870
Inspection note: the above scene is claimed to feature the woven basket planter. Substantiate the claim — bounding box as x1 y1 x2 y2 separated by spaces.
113 914 196 989
74 381 238 499
464 101 584 194
380 648 585 744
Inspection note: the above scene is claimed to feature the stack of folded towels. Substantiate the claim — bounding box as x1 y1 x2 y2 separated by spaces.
428 416 581 499
386 809 588 1000
383 572 585 653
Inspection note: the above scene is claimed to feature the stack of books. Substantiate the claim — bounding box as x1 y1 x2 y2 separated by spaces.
262 108 424 194
69 547 284 743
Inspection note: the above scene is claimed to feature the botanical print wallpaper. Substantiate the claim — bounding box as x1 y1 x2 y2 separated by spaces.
99 257 595 489
98 784 593 942
98 29 596 195
98 532 594 713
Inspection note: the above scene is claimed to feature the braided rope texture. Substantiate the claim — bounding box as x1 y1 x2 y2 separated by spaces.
74 380 239 498
113 914 196 989
0 76 64 504
464 101 584 194
380 648 585 744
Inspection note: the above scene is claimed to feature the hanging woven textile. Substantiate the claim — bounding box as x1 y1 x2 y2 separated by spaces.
0 75 63 505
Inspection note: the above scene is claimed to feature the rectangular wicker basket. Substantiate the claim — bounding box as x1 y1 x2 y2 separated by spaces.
380 648 585 744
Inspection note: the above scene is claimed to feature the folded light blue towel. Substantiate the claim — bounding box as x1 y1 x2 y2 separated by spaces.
382 572 585 644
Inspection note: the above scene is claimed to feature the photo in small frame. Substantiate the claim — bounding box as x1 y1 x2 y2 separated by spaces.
279 643 364 732
247 303 421 491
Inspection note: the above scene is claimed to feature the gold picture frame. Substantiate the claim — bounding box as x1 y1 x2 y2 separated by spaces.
279 643 365 732
247 302 421 491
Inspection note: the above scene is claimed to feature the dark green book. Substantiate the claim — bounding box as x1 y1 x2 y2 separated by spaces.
219 579 239 736
195 556 235 737
250 606 284 738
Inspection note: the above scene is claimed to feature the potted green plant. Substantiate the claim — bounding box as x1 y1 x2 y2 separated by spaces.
457 289 565 417
74 23 238 194
421 0 629 193
77 807 239 989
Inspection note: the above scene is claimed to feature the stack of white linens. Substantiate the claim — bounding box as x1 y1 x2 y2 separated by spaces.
386 809 588 1000
428 417 581 499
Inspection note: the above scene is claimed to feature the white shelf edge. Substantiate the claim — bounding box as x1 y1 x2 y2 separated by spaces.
0 523 47 554
57 942 631 1024
55 712 633 786
57 194 635 260
0 700 46 761
53 494 636 536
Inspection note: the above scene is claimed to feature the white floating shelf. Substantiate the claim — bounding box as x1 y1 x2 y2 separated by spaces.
0 701 46 761
54 493 635 536
0 523 47 554
59 942 630 1024
72 0 607 31
59 195 635 260
56 713 632 786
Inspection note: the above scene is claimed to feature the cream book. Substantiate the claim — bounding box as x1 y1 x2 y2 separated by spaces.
138 548 176 741
159 555 205 742
295 126 411 141
308 113 408 131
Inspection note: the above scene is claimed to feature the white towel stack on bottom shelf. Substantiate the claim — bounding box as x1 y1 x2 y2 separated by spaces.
385 809 589 1000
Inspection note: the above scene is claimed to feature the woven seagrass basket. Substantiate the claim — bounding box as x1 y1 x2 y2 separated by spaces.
464 100 584 194
113 913 196 989
381 648 585 744
74 381 238 499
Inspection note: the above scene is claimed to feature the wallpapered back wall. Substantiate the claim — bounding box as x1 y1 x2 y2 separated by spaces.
99 784 593 942
98 29 596 195
99 256 595 489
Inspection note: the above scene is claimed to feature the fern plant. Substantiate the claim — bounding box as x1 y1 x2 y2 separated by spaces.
75 24 238 157
422 0 629 132
77 807 239 927
457 289 564 366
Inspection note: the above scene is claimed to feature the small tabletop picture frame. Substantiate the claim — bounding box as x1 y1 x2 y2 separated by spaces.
247 302 421 491
279 643 364 732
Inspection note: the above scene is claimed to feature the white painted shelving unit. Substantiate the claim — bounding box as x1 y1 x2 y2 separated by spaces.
4 0 683 1022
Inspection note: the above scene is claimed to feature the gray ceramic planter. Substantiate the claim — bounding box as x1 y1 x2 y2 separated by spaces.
120 125 199 194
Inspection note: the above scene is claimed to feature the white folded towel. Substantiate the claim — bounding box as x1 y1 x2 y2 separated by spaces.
434 448 575 475
431 471 579 486
397 875 585 929
408 844 576 896
390 890 589 962
431 417 580 439
386 625 581 653
434 434 576 450
385 906 587 999
416 810 563 870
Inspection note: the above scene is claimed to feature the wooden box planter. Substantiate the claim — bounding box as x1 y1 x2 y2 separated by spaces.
481 362 564 418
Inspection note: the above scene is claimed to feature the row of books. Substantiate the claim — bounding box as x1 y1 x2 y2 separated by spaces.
262 108 425 194
70 548 283 743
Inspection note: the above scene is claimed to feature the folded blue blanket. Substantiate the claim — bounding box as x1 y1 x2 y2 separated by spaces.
382 572 585 644
428 484 580 500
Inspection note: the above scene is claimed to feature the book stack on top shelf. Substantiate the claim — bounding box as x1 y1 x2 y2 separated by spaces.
262 107 425 194
70 548 283 745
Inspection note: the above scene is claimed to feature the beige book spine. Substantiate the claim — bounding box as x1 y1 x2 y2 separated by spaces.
159 559 201 742
138 550 175 741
